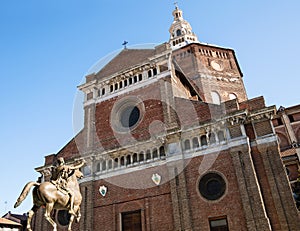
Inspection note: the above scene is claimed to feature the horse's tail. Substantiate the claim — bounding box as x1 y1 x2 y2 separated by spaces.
14 181 40 208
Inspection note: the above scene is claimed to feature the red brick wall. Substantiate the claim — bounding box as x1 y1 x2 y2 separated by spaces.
184 151 247 230
94 83 164 150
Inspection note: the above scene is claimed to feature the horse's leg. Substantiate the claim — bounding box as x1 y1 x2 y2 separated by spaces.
68 214 75 231
44 203 57 231
27 205 39 231
68 205 80 231
75 207 81 223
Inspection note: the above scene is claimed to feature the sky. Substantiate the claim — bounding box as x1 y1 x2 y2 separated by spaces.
0 0 300 216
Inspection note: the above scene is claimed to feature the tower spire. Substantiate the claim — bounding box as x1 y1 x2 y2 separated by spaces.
169 4 199 50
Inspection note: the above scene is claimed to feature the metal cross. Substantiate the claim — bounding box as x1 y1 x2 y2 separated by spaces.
174 2 178 8
122 41 128 49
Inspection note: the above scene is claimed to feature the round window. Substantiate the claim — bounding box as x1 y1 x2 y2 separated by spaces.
199 172 226 200
110 96 144 132
57 210 71 226
120 106 140 128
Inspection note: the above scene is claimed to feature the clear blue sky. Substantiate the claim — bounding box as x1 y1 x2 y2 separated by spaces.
0 0 299 215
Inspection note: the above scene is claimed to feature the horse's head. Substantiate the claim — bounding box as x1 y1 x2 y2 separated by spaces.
74 168 84 179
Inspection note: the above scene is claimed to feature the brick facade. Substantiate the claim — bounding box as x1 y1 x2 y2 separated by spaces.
32 6 300 231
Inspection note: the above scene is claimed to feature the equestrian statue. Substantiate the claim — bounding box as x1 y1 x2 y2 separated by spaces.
14 157 85 231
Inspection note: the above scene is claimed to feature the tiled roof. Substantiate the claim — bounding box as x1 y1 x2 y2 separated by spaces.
0 217 21 226
95 49 156 80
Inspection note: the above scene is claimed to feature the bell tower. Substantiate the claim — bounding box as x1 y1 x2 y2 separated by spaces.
169 5 199 50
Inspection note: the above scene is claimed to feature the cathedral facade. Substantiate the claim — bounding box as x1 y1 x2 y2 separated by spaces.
34 6 300 231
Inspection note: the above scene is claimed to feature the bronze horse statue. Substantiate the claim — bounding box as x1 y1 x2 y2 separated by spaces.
14 167 83 231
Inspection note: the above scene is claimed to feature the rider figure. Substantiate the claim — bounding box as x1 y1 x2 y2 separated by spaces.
51 157 85 216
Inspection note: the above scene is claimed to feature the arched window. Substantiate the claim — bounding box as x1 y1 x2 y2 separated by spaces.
126 155 131 166
133 153 138 163
146 150 151 160
138 74 143 81
184 139 191 150
229 93 237 100
102 88 105 96
139 152 144 162
192 137 199 149
176 29 182 36
101 161 106 171
96 162 101 172
211 91 221 105
108 160 112 169
148 70 152 78
120 156 125 166
159 146 165 158
152 149 158 159
209 133 216 144
153 68 157 76
114 158 119 168
217 131 226 142
200 135 208 146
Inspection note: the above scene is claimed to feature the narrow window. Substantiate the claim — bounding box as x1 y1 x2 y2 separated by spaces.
148 70 152 78
152 149 158 159
192 137 199 149
96 162 100 172
134 76 138 83
153 68 157 76
217 131 226 142
138 74 143 81
209 133 216 144
101 161 106 171
110 85 114 92
124 79 128 87
126 155 131 166
129 77 133 85
133 153 138 163
119 81 123 89
211 91 221 105
115 83 118 91
159 146 165 158
102 88 105 96
184 139 191 150
200 135 208 146
146 150 151 160
108 160 112 169
139 152 144 162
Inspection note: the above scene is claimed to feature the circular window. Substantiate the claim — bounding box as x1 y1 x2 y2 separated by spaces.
120 106 140 128
57 210 71 226
199 172 226 201
110 96 144 133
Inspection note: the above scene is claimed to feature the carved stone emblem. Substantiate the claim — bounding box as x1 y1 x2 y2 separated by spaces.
151 173 162 185
99 185 107 197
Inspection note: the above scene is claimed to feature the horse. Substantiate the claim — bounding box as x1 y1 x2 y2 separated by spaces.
14 168 83 231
